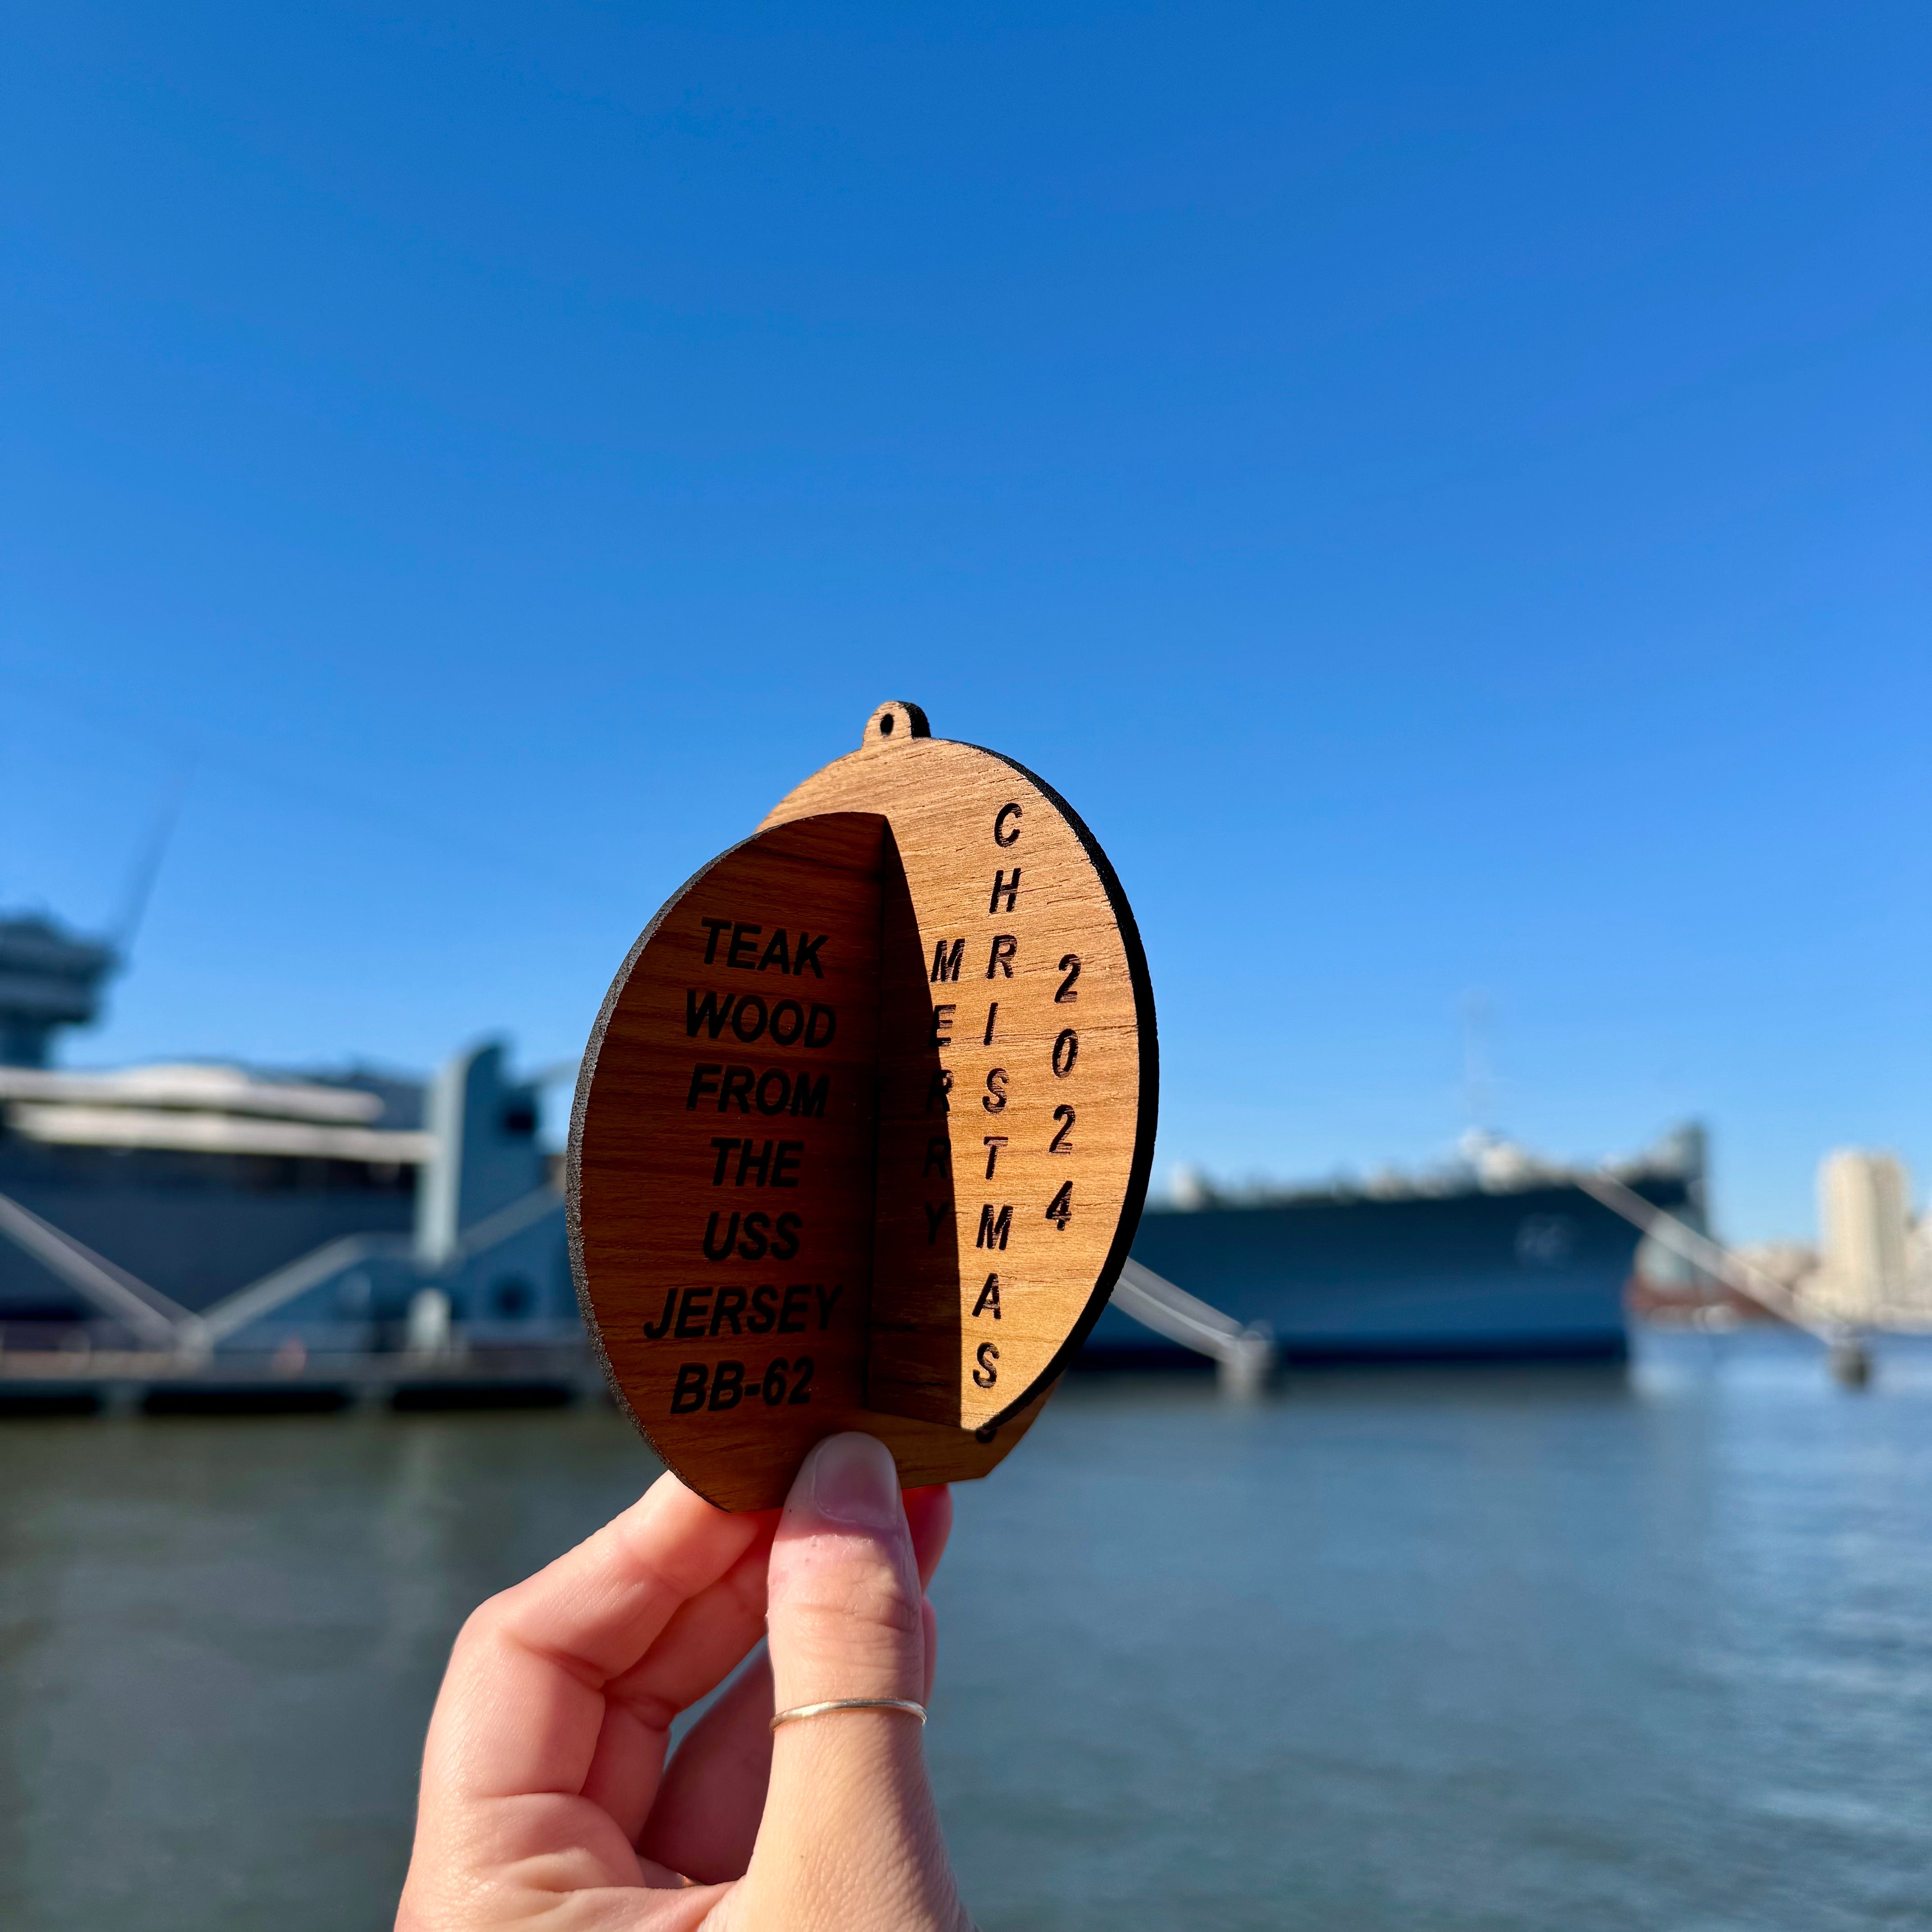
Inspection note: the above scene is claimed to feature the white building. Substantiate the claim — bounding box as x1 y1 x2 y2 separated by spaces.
1809 1150 1927 1324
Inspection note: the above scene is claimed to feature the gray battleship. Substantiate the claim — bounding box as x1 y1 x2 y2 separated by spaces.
0 911 1691 1400
1089 1132 1698 1368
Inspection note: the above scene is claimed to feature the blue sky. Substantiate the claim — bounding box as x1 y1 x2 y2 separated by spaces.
5 1 1926 1240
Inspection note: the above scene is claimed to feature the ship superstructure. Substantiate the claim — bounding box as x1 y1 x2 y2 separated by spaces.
0 912 576 1392
0 915 116 1067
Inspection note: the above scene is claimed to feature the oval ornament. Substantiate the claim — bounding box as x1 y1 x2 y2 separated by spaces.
569 705 1156 1509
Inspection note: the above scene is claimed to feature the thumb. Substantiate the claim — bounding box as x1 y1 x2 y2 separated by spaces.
736 1433 970 1932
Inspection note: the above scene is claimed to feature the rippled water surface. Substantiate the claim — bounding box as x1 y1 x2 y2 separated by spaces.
3 1333 1928 1930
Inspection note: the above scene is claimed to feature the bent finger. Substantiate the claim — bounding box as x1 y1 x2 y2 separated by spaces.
426 1469 764 1808
581 1514 777 1842
639 1651 776 1882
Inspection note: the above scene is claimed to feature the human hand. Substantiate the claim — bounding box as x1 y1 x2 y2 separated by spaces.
396 1432 973 1931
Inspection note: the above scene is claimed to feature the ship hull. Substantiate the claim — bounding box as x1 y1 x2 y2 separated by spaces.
1085 1175 1689 1366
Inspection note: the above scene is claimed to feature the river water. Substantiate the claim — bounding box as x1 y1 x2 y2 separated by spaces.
2 1333 1927 1930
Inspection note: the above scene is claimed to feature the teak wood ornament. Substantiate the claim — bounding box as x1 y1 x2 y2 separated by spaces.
568 702 1157 1509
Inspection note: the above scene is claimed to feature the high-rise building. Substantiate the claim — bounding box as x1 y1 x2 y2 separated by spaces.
1814 1150 1917 1321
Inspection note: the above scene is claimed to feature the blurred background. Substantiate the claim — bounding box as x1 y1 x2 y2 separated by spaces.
3 4 1927 1928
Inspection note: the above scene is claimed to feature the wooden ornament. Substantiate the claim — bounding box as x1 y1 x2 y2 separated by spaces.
569 702 1157 1509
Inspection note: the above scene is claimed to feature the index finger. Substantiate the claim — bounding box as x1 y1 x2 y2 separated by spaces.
427 1469 770 1804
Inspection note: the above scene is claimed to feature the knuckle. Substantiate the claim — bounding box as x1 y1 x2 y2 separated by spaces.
451 1589 516 1659
793 1564 924 1637
769 1534 925 1689
779 1599 920 1694
773 1536 920 1624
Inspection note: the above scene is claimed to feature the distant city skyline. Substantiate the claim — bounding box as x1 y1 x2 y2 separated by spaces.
6 1 1926 1244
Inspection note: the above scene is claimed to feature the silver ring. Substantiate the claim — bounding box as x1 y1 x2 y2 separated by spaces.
769 1697 928 1731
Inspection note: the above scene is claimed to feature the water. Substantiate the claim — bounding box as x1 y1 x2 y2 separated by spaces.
2 1334 1928 1931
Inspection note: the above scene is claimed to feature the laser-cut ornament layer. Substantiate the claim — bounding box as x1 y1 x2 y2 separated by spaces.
569 705 1155 1509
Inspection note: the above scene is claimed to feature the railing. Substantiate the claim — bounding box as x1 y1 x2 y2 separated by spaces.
1573 1169 1874 1384
0 1189 198 1349
1109 1258 1276 1395
0 1184 567 1364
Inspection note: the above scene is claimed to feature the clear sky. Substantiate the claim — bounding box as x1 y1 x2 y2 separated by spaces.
5 2 1926 1241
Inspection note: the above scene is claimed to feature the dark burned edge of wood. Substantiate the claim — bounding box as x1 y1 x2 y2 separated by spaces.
870 699 931 739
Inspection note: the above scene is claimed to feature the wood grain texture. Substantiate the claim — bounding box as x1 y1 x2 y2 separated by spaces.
569 810 1051 1509
569 704 1155 1509
763 701 1159 1435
